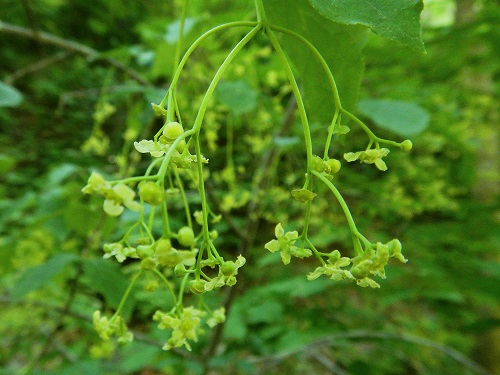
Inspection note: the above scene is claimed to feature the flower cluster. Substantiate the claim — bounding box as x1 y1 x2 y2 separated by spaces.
265 223 312 265
306 240 408 288
187 255 246 294
153 307 225 351
81 172 140 216
92 311 133 344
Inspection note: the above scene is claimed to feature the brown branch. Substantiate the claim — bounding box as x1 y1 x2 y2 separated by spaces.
248 330 491 375
4 51 71 84
0 20 151 86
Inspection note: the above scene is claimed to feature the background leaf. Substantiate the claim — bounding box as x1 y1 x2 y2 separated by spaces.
0 82 23 107
10 253 78 301
357 99 429 136
216 80 257 115
264 0 368 122
308 0 425 51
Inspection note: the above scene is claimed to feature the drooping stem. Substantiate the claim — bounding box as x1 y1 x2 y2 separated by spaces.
266 27 314 171
311 170 363 256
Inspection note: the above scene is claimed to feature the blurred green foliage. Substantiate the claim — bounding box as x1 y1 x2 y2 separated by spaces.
0 0 498 374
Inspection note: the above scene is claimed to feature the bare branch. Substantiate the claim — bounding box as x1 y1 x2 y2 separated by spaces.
0 20 151 86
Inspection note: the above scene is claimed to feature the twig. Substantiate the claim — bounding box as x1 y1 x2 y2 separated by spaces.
0 20 151 86
4 51 71 84
248 330 491 375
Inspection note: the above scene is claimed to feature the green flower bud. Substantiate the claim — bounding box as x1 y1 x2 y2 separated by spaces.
174 263 189 278
312 155 325 173
155 239 172 254
138 182 165 206
188 280 207 295
140 257 157 270
177 227 195 247
136 245 154 259
162 121 184 143
144 280 159 292
220 261 237 277
325 159 341 174
401 139 413 152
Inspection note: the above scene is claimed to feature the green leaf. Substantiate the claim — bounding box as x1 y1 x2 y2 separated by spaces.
308 0 425 52
358 99 429 136
265 0 368 122
82 258 134 315
216 80 257 115
0 82 23 107
10 253 78 301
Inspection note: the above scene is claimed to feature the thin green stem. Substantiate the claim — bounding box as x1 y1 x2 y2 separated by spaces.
156 129 195 181
254 0 268 24
323 110 340 159
269 24 342 110
266 26 313 171
113 270 143 318
173 0 188 74
159 21 258 110
311 170 363 256
111 175 157 185
173 167 192 228
152 268 178 304
192 25 262 134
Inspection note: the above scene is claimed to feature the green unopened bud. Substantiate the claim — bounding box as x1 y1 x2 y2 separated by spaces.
177 227 195 247
401 139 413 152
138 182 165 206
140 257 157 270
162 121 184 143
209 230 218 240
312 155 325 172
325 159 341 174
174 263 189 278
220 261 237 277
136 245 154 259
188 280 206 295
144 280 159 292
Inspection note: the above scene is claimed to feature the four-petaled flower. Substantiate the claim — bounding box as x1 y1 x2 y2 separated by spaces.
344 148 390 171
204 255 246 291
81 172 141 216
307 250 354 281
265 223 312 265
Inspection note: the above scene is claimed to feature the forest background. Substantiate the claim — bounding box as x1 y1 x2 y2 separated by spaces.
0 0 498 374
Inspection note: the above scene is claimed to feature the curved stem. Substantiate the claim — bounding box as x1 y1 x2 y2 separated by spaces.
160 21 259 110
192 24 262 133
269 24 342 110
311 170 363 256
152 268 178 305
113 270 143 318
266 26 314 171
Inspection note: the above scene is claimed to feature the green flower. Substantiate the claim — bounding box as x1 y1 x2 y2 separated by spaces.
103 242 138 263
82 172 141 216
92 311 133 344
307 250 354 281
206 307 226 328
344 148 390 171
133 139 170 157
204 255 246 291
153 307 206 351
265 223 312 265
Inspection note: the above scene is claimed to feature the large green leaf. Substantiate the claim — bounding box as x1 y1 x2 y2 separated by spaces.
308 0 425 51
264 0 368 123
10 253 78 301
358 99 429 136
216 80 257 115
0 82 23 107
82 258 135 314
